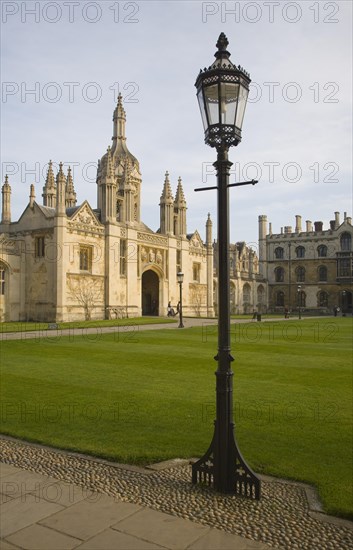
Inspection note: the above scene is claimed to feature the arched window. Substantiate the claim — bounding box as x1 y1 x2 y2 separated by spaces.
318 266 327 282
318 291 328 307
297 291 306 307
276 291 284 306
340 232 352 251
275 267 284 282
257 285 265 304
317 245 327 257
274 247 284 259
243 283 251 304
296 266 305 282
296 246 305 258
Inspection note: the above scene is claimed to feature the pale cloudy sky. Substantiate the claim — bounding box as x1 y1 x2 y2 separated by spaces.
1 0 352 247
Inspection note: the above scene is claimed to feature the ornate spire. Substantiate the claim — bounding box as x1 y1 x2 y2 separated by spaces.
56 162 66 215
65 166 77 207
3 174 10 190
43 160 57 208
45 160 56 189
117 93 126 119
206 212 212 245
1 174 11 224
160 171 174 202
160 171 174 235
113 93 126 141
175 176 186 205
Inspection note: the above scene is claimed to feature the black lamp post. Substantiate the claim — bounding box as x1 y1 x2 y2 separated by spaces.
192 34 260 499
177 271 184 328
297 285 302 319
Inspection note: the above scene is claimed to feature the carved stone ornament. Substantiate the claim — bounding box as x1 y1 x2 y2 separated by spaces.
149 249 155 262
156 250 162 264
141 247 147 261
137 232 168 247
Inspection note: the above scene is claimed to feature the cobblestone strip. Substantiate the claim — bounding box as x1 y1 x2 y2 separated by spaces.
0 437 352 550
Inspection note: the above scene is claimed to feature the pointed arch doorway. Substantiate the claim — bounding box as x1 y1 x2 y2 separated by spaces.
142 270 159 316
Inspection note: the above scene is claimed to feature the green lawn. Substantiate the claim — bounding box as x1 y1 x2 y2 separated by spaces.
0 318 352 519
0 316 176 333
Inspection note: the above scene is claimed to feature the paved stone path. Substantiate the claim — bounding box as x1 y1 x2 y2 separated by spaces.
0 315 328 341
1 461 268 549
1 438 352 550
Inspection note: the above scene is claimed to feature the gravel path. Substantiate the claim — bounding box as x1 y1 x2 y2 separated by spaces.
1 437 352 549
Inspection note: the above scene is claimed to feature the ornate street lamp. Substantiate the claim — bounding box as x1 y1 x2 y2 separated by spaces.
297 285 302 319
192 34 260 499
177 271 184 328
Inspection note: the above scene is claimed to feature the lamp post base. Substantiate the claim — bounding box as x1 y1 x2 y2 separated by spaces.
192 421 261 499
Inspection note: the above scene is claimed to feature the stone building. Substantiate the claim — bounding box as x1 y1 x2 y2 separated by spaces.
0 96 216 322
213 240 267 315
258 212 353 314
0 96 265 323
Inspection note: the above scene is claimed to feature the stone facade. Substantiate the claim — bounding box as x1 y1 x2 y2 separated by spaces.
0 96 262 323
213 241 267 315
259 213 353 314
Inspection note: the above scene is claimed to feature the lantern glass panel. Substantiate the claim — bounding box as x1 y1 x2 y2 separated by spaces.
235 85 249 130
204 84 219 126
197 88 208 132
220 82 239 125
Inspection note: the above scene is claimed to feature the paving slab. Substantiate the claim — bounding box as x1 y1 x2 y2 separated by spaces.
0 465 19 479
1 470 60 500
0 493 13 505
39 494 141 540
0 540 20 550
189 527 270 549
75 527 166 549
112 507 210 550
31 480 88 508
5 524 82 550
0 493 64 538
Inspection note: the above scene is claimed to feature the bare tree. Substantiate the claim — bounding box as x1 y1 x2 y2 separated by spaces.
190 284 206 317
67 276 104 321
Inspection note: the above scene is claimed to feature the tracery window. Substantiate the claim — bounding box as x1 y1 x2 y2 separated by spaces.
275 291 284 306
275 267 284 282
35 236 45 258
274 247 284 259
318 291 328 307
243 283 251 303
79 246 92 271
296 266 305 282
318 266 327 282
296 246 305 258
340 232 351 251
317 245 327 257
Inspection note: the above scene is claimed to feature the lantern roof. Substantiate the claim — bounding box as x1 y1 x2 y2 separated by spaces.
196 33 250 82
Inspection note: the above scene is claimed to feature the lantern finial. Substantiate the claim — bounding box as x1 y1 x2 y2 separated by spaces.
216 33 228 51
